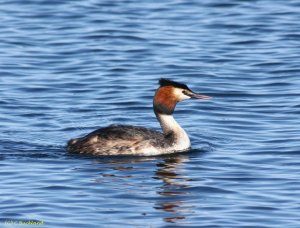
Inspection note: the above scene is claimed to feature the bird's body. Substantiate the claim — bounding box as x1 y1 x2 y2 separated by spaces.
67 125 175 156
67 79 210 156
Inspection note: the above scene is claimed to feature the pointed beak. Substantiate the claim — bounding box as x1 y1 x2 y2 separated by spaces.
185 90 212 100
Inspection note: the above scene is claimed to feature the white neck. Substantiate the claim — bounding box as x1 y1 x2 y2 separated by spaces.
156 113 191 151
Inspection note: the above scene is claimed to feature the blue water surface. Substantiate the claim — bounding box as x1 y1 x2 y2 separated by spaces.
1 0 300 227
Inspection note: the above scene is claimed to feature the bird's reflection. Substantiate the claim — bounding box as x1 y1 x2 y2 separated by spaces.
154 154 191 223
92 153 192 224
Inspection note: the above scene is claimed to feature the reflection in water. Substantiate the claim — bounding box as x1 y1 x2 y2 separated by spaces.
93 154 192 224
154 155 191 223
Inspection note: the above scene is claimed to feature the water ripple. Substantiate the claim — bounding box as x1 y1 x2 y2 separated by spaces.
1 0 300 227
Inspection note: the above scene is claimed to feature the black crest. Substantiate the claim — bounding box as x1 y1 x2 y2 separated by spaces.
159 78 190 90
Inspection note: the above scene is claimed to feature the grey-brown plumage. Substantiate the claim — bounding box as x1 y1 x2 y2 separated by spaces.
67 124 175 156
67 78 211 156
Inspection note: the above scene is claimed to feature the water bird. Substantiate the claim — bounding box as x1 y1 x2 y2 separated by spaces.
67 78 211 156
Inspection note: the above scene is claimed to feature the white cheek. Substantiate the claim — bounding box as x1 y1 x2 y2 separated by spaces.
180 93 191 100
173 89 191 101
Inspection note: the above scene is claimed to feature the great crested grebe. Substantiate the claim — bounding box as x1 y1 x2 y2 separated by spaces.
67 78 211 156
